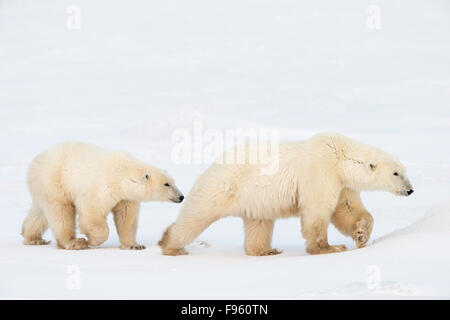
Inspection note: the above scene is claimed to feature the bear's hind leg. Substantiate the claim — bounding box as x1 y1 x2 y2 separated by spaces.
43 201 88 250
158 203 223 256
331 188 374 248
158 223 188 256
113 200 145 250
243 218 281 256
22 204 50 245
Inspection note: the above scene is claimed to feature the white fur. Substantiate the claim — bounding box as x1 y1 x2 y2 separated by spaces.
159 132 413 256
22 142 183 250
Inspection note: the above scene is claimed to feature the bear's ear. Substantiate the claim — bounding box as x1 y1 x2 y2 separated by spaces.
369 163 377 171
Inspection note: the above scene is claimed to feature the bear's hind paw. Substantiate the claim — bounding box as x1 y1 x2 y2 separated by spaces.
246 248 283 256
24 239 51 246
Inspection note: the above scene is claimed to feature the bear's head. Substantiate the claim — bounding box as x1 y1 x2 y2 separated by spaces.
122 164 184 203
341 147 414 197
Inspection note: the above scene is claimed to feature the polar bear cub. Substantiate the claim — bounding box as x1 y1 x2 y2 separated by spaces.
159 132 414 256
22 142 184 250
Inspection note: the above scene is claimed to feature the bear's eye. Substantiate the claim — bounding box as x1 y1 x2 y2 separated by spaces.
164 183 170 187
393 172 399 176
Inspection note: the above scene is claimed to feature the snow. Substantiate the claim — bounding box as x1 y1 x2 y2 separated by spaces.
1 0 450 299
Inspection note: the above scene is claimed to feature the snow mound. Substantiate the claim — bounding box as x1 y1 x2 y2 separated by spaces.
375 201 450 243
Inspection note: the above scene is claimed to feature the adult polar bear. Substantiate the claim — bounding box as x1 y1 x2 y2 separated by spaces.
159 132 414 256
22 142 184 250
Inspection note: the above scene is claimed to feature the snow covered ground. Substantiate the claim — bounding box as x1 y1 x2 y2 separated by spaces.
1 0 449 299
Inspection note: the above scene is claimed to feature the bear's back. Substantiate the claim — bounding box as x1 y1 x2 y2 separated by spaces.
27 142 110 201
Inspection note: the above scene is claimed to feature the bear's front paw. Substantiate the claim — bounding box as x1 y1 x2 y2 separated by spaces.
162 247 188 256
353 230 369 248
308 244 347 255
86 226 109 247
62 238 89 250
329 244 347 253
352 220 373 248
121 244 146 250
265 248 283 256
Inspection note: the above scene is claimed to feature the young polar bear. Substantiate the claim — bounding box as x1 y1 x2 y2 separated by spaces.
159 132 414 256
22 142 184 250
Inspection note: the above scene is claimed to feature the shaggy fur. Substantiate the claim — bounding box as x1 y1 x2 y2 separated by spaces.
159 132 413 256
22 142 183 250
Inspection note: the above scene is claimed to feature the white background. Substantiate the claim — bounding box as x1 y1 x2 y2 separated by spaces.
0 0 449 299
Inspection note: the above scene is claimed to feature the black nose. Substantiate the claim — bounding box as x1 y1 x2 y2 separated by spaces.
179 196 184 202
407 189 414 196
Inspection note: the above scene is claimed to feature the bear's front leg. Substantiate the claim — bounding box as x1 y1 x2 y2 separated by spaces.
331 188 374 248
243 218 282 256
79 217 110 247
351 213 374 248
113 200 146 250
301 215 347 255
77 211 109 248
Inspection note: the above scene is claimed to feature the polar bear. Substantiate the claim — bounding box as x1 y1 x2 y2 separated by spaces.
22 142 184 250
159 132 414 256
